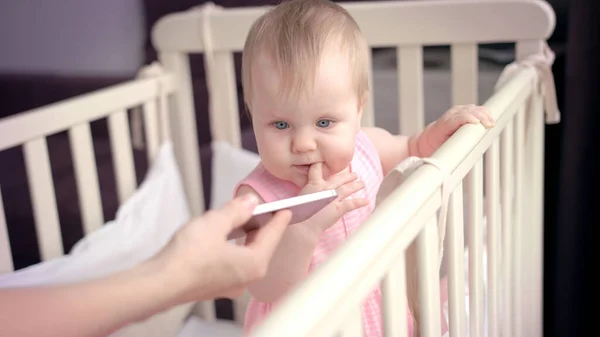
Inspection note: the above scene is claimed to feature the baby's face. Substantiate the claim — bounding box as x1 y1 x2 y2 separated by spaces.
249 50 363 188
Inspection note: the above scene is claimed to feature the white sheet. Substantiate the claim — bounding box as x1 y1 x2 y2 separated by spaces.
209 141 260 210
176 317 242 337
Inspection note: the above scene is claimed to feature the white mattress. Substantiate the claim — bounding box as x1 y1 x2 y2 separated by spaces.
176 317 243 337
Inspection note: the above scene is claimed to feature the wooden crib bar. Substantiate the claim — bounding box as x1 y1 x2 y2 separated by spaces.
362 51 375 128
516 40 546 337
108 109 137 205
446 181 466 337
69 122 104 235
0 186 13 274
466 159 484 337
417 216 443 337
153 0 554 53
142 99 161 163
397 45 425 135
512 105 526 337
382 252 408 337
205 51 242 147
157 53 206 219
0 76 174 152
500 121 514 336
485 137 501 337
451 43 479 105
23 138 64 260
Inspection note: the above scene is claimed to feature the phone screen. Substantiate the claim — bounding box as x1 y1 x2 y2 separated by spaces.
227 189 338 240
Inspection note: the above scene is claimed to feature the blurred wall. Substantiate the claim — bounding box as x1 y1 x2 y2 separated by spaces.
0 0 145 76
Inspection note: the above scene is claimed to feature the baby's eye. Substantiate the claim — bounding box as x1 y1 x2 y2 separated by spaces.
316 119 332 128
272 121 289 130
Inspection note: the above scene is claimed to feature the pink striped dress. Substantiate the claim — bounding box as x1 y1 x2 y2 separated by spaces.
235 130 415 336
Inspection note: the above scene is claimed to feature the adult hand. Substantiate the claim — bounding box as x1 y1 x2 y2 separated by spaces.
153 194 292 303
0 194 291 337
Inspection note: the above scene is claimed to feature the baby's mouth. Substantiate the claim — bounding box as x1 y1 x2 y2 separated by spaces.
294 164 311 173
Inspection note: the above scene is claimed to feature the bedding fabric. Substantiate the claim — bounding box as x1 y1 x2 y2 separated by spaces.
209 140 261 210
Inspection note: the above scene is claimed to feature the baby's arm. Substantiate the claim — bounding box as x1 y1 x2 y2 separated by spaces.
361 127 419 176
363 104 494 175
236 163 368 303
236 185 324 303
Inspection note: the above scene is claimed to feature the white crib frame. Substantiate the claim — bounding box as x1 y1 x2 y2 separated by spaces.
0 0 556 336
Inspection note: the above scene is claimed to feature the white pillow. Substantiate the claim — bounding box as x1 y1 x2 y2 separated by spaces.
0 142 191 287
209 141 260 210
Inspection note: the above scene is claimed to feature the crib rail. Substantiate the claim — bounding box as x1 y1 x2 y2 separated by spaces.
248 63 544 337
152 0 555 135
0 73 175 264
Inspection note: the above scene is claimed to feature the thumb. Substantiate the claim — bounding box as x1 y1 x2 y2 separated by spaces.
210 194 260 234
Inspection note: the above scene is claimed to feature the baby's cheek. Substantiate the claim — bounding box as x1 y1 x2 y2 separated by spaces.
326 146 355 175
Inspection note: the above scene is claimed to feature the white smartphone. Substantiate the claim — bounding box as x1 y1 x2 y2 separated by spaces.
227 189 338 240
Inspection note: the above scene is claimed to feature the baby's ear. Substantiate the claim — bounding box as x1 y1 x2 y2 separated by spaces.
360 91 370 110
243 102 253 120
357 91 369 119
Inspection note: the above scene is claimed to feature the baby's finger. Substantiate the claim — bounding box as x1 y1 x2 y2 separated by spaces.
336 197 369 215
336 180 366 199
325 171 358 189
444 105 465 116
308 162 323 184
475 107 495 127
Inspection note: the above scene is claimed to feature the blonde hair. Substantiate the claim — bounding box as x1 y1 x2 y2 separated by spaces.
241 0 369 107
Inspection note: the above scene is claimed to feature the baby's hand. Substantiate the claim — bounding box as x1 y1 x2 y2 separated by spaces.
419 104 494 156
299 163 369 233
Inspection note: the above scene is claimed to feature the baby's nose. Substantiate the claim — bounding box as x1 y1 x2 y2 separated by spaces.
291 133 317 153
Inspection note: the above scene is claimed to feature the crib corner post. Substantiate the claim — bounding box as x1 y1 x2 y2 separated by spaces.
156 52 206 218
514 40 546 337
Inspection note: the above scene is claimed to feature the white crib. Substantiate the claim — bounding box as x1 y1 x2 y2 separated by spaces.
0 0 558 336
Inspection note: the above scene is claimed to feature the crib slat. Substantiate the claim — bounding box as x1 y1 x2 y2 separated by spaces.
159 52 211 320
0 185 13 274
417 216 442 337
233 292 251 325
512 106 526 337
516 40 545 337
338 305 364 337
485 139 501 337
69 123 104 235
446 182 466 337
142 100 161 163
23 138 64 260
108 109 137 204
397 45 424 135
158 52 205 217
382 253 408 337
205 51 241 148
0 76 175 153
451 43 478 105
466 159 484 337
500 122 514 337
524 89 544 337
362 49 375 127
157 84 172 143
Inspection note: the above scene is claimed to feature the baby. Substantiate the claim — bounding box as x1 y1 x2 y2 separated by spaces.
234 0 494 335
